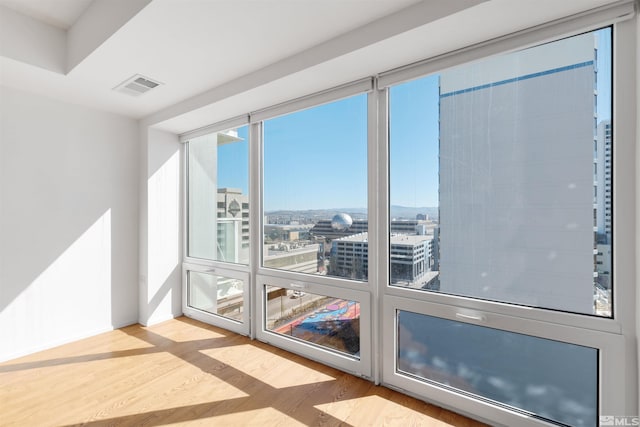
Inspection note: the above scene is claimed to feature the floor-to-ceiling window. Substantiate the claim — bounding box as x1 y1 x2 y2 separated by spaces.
380 24 631 427
182 5 637 425
182 120 251 335
254 83 373 376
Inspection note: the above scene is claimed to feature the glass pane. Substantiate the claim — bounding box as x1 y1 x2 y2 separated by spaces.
188 271 244 322
263 95 368 280
265 285 360 357
188 125 250 264
398 311 598 427
389 28 612 316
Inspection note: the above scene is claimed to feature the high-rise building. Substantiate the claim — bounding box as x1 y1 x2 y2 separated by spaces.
439 32 598 314
330 232 437 286
595 120 612 243
594 120 612 298
216 188 249 263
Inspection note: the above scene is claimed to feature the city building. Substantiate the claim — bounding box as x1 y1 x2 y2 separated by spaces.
263 243 320 274
596 243 612 288
309 216 438 281
331 233 369 279
439 32 598 314
217 188 250 263
594 120 613 297
310 218 434 240
267 216 439 281
264 223 314 242
596 120 613 243
265 214 316 225
310 218 368 239
330 232 437 286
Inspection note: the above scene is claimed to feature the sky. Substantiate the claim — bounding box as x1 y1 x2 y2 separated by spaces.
263 95 368 211
216 28 611 213
389 75 440 208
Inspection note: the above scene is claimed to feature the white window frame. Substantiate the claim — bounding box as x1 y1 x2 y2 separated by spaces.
181 116 252 336
377 5 637 426
255 273 372 378
251 79 375 377
177 2 637 424
182 262 251 336
382 295 627 427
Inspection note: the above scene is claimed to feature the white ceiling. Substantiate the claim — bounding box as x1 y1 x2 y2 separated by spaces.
0 0 624 134
0 0 93 29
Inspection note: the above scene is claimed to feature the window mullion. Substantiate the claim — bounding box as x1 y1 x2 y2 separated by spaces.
249 121 263 340
373 86 389 385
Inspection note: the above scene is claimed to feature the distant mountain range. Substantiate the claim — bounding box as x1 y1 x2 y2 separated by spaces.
265 206 438 220
390 205 439 220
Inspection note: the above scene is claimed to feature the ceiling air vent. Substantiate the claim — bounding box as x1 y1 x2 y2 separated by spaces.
114 74 163 96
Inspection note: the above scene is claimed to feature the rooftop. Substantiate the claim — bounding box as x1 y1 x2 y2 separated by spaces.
336 232 433 246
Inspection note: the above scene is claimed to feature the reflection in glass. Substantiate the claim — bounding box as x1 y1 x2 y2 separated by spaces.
262 95 368 280
398 311 597 427
188 271 244 322
265 286 360 357
389 28 612 317
188 126 249 264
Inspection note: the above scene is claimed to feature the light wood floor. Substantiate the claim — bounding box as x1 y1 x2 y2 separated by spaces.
1 317 488 427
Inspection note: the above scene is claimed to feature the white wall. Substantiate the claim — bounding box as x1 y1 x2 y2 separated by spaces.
138 127 182 326
0 86 139 362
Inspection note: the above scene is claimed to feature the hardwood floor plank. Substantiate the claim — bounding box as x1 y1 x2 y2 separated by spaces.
0 317 489 427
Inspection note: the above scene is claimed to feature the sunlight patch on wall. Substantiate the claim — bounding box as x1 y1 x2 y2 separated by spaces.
0 210 112 361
